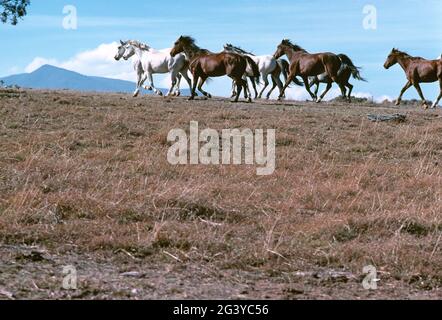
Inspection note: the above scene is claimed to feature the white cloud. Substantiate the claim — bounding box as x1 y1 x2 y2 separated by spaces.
25 42 136 82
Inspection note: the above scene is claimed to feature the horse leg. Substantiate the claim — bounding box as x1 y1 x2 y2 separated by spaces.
231 78 243 103
180 70 193 97
309 78 320 99
302 76 317 101
346 82 354 102
230 81 237 98
197 76 212 98
147 73 163 96
133 70 146 97
258 74 270 99
266 75 279 100
142 73 151 91
396 81 412 106
133 78 141 97
317 81 332 103
243 79 252 102
189 74 199 101
167 70 179 97
278 68 299 100
337 82 347 101
431 79 442 109
174 74 183 96
249 77 258 99
412 81 429 109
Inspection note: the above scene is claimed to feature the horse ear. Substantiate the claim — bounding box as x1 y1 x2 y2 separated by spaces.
120 40 124 45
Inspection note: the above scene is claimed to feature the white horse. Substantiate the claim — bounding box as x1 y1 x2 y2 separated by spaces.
224 44 302 99
114 40 191 97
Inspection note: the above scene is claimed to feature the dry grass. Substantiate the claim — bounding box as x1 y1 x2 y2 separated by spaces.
0 89 441 298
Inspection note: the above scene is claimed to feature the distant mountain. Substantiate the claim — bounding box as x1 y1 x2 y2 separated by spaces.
0 65 188 95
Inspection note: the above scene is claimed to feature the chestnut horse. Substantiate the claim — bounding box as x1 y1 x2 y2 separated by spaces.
273 39 345 102
170 36 255 102
309 54 367 102
384 48 442 109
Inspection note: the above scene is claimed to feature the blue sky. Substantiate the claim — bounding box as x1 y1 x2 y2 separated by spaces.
1 0 441 100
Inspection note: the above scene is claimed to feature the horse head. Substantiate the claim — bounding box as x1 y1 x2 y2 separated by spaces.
114 40 128 61
384 48 401 69
171 36 195 57
273 40 290 59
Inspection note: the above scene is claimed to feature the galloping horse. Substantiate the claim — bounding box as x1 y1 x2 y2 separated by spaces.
384 48 442 109
170 36 256 102
115 40 191 97
273 39 345 102
309 54 366 102
223 44 303 100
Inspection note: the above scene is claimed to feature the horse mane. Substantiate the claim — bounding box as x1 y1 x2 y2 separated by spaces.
179 36 212 55
281 39 307 52
127 40 150 51
392 48 424 60
224 44 254 56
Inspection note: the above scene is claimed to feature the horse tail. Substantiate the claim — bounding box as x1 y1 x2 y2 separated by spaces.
277 59 303 87
245 56 261 85
338 54 367 82
291 76 304 87
277 59 289 82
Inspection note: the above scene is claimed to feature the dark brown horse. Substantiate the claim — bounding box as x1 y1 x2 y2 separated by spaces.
309 54 367 102
384 48 442 109
170 36 254 102
273 39 345 102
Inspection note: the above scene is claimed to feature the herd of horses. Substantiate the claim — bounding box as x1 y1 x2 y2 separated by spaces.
114 36 442 109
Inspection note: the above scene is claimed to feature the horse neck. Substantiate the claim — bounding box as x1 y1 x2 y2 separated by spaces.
283 48 296 61
133 47 147 60
184 45 208 60
396 54 412 71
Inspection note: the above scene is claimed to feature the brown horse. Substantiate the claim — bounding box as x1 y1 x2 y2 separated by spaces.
309 54 367 102
273 39 345 102
384 48 442 109
170 36 255 102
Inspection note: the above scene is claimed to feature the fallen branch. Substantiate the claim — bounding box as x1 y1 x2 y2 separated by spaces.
367 114 407 122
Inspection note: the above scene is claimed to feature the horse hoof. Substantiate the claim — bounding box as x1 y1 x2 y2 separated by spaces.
395 100 401 106
207 94 212 99
176 92 181 97
188 96 195 101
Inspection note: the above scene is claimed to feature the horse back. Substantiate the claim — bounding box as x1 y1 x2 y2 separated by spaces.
408 59 440 82
295 52 340 77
